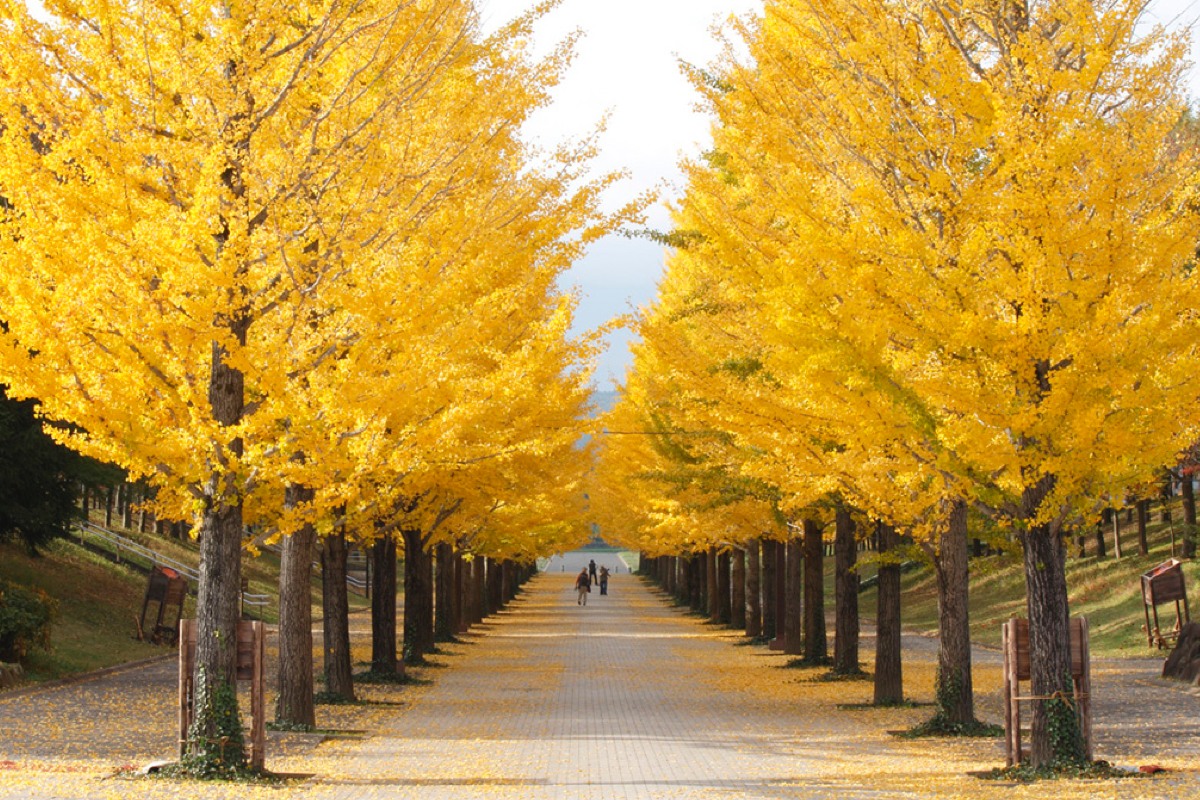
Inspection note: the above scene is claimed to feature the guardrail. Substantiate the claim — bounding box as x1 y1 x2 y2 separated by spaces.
76 521 270 612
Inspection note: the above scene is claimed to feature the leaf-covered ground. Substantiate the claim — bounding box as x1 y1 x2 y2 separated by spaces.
0 560 1197 799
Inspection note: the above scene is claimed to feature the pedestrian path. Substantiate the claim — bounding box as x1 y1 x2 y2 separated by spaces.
2 560 1200 799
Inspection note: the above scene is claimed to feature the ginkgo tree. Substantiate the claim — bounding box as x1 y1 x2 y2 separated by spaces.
678 0 1200 766
0 0 631 772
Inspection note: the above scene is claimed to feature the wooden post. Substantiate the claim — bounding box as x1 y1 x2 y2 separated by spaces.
179 619 266 769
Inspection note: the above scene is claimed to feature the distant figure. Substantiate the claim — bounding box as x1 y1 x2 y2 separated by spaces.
588 558 598 586
599 565 610 596
575 568 591 605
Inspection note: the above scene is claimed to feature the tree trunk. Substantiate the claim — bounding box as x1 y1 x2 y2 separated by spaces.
784 535 803 656
1111 506 1124 558
874 521 903 705
688 555 703 611
487 556 503 613
761 537 777 640
717 549 732 625
456 551 470 633
1137 499 1150 556
1093 513 1107 559
1021 520 1082 766
275 484 316 728
706 547 719 620
105 486 114 527
121 483 134 529
746 540 762 638
473 557 486 621
1183 474 1197 559
402 528 430 664
803 518 826 663
321 526 355 701
731 547 746 631
435 543 455 642
933 499 974 724
185 315 248 768
371 535 399 676
834 506 860 674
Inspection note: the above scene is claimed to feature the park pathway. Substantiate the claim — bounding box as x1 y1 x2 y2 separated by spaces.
2 552 1200 799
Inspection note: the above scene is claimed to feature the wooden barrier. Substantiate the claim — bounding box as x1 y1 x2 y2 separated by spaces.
1001 617 1092 766
1142 559 1190 649
178 620 266 770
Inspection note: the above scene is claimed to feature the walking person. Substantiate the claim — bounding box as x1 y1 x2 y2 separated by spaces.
599 565 609 596
588 558 598 587
575 568 591 605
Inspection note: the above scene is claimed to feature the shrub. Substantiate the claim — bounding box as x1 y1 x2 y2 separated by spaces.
0 579 58 661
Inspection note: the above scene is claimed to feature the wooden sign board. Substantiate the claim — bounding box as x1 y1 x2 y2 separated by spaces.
177 620 266 770
1141 559 1190 648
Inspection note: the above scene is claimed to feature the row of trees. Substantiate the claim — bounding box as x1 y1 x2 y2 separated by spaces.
0 0 624 773
591 0 1200 768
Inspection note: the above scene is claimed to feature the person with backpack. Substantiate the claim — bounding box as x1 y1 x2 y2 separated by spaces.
575 568 591 605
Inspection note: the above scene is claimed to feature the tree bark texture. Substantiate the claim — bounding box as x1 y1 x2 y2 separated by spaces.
874 521 903 705
706 548 719 620
803 518 826 663
456 552 470 633
487 556 504 613
784 535 803 656
761 538 777 640
275 484 316 727
435 543 455 642
472 556 486 623
746 539 762 638
1021 519 1079 766
321 527 355 701
402 528 431 664
834 507 860 674
371 535 399 675
717 549 732 625
730 547 746 630
934 499 974 724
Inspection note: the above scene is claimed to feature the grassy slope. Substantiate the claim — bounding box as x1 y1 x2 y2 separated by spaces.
2 511 370 685
853 507 1198 658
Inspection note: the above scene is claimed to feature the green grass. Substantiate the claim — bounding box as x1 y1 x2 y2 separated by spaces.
851 506 1197 657
0 539 164 682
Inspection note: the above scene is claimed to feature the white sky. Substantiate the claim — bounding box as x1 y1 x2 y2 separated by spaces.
479 0 1200 389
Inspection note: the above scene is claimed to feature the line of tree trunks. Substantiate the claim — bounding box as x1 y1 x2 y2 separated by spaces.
746 540 762 638
802 518 826 663
873 520 903 705
321 524 355 701
275 483 316 727
833 506 859 674
783 534 803 656
933 499 975 724
371 534 400 676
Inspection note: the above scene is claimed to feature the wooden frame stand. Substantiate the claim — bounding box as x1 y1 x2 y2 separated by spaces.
1002 617 1093 767
1141 559 1190 649
139 566 187 645
178 619 266 770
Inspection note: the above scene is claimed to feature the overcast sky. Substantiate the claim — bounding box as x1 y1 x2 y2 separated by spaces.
478 0 1200 389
